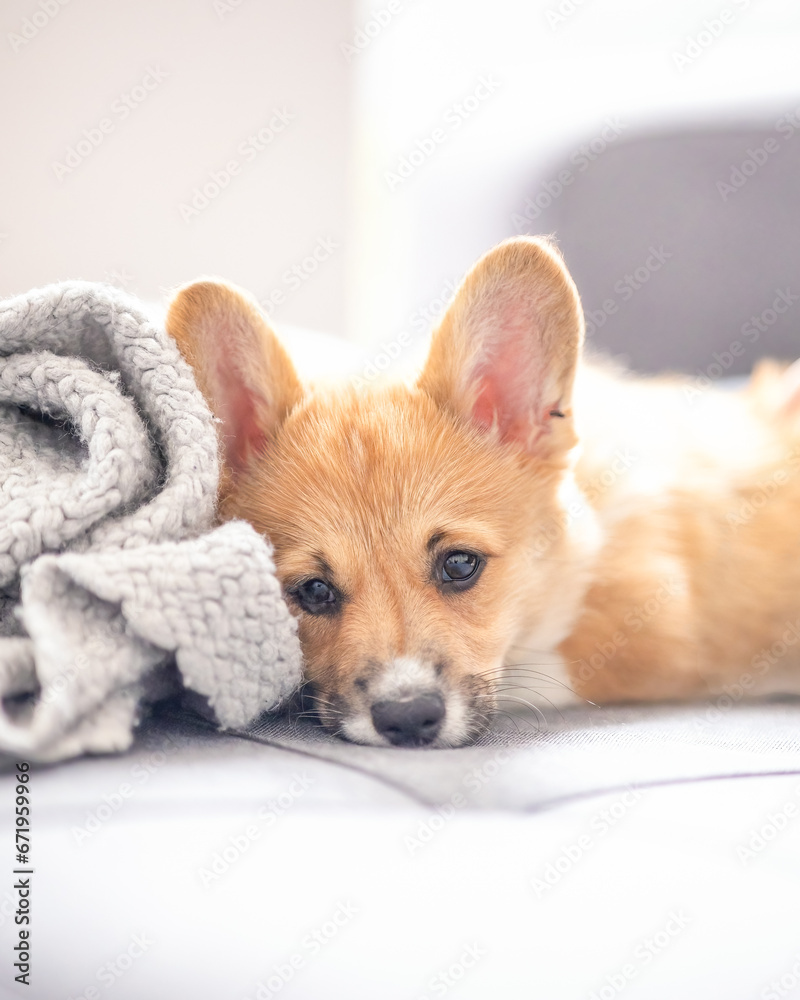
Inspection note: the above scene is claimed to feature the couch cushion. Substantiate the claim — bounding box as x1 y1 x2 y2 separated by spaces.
5 703 800 999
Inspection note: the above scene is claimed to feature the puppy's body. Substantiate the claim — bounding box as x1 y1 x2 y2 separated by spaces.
168 238 800 746
538 363 800 708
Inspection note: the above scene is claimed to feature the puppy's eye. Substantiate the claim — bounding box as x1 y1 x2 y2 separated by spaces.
293 579 338 614
441 551 482 586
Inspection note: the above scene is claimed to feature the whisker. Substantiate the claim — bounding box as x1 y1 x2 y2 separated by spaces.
494 693 552 728
491 708 543 735
507 649 587 670
489 708 525 735
476 662 584 699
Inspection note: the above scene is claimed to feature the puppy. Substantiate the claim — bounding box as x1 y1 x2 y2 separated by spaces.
167 237 800 747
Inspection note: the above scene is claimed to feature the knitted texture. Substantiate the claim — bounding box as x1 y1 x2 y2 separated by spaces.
0 281 302 761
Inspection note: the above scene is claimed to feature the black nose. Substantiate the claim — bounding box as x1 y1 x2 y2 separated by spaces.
371 693 445 747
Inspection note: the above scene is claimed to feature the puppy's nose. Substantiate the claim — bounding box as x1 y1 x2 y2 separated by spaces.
371 693 445 747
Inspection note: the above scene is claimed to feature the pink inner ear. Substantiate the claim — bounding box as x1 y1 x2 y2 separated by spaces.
470 310 550 449
225 388 267 470
213 352 268 473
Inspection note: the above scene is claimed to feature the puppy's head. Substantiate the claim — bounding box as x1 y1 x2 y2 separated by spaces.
168 238 589 747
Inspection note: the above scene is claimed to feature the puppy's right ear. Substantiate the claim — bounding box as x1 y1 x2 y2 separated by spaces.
418 237 583 462
166 280 302 479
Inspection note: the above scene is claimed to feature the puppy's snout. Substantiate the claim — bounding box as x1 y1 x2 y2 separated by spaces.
371 692 445 747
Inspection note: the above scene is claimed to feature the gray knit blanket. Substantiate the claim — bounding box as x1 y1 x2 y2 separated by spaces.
0 281 302 761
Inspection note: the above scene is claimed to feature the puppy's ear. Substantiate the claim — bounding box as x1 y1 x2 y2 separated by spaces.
418 237 583 460
166 279 302 477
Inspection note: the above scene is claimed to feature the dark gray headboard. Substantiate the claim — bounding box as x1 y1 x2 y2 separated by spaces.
528 121 800 375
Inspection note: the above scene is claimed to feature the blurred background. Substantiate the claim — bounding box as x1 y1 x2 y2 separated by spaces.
2 0 799 375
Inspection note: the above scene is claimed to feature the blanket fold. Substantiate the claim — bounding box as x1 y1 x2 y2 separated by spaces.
0 281 302 761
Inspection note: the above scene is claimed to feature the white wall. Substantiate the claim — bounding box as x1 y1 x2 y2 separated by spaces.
3 0 799 357
1 0 354 336
349 0 800 362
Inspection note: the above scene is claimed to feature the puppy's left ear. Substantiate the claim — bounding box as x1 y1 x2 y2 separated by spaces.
418 237 583 460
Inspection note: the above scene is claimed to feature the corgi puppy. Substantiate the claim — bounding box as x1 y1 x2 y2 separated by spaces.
167 237 800 747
